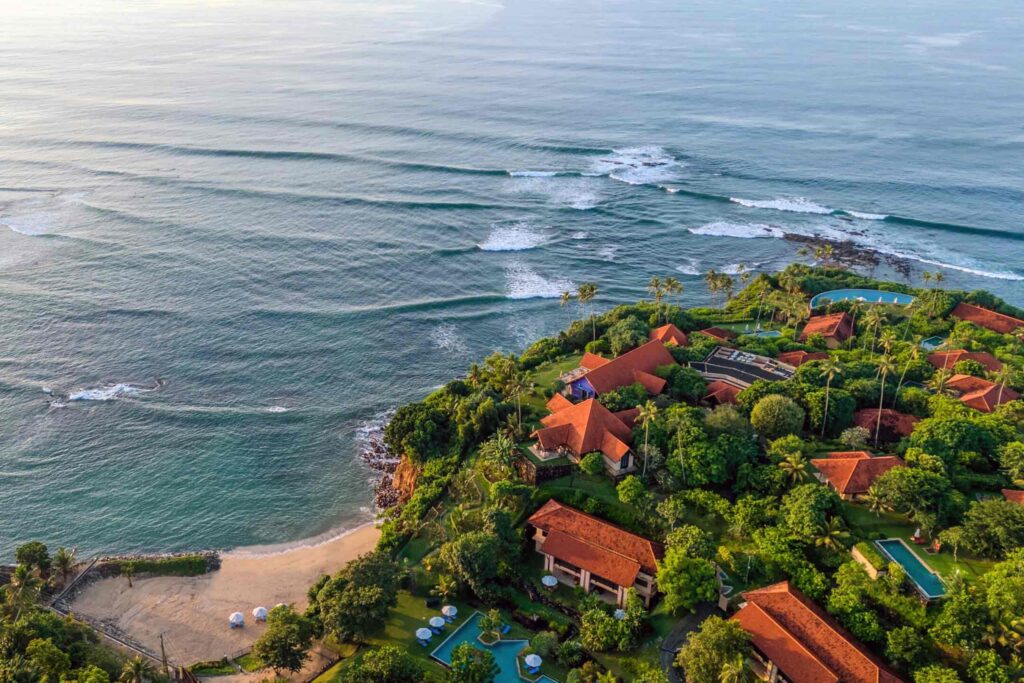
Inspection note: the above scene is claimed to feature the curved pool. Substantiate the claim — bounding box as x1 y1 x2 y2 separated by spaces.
432 611 559 682
810 288 916 308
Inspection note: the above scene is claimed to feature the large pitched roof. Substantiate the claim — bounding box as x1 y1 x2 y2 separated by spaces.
532 398 634 462
799 312 853 342
927 350 1003 373
698 326 738 342
578 340 674 395
947 374 1019 413
853 409 919 439
705 380 741 405
776 350 829 367
1003 489 1024 505
951 302 1024 335
650 323 689 347
732 582 903 683
527 499 662 586
811 453 905 497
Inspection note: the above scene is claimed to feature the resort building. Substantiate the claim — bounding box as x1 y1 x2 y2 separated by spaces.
853 409 919 443
776 350 829 367
927 349 1003 373
691 346 795 390
811 451 905 500
530 397 638 476
798 312 854 348
649 323 689 347
951 302 1024 335
1002 489 1024 505
526 499 663 607
946 374 1019 413
732 581 903 683
697 326 738 344
704 380 741 406
564 340 674 400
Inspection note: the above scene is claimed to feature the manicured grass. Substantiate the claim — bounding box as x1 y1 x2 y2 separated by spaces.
235 652 263 673
362 592 471 673
188 660 236 676
524 354 583 411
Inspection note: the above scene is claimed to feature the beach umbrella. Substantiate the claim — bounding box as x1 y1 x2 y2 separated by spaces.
429 616 445 628
252 606 268 621
541 575 558 588
525 654 542 668
229 612 244 627
613 609 626 620
442 605 457 618
416 627 433 641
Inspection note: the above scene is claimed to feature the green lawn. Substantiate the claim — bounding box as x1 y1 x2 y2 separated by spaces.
188 661 236 676
524 354 583 411
235 652 263 673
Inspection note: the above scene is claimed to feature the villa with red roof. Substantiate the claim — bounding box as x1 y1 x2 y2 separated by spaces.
776 350 829 367
928 349 1003 373
811 451 905 500
1003 490 1024 505
799 312 854 348
649 323 689 347
853 409 919 443
732 582 903 683
704 380 741 406
565 339 675 401
951 302 1024 335
526 499 663 607
946 374 1019 413
531 396 639 476
697 326 738 344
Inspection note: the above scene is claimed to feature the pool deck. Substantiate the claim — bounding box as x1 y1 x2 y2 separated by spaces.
431 611 559 683
875 538 947 600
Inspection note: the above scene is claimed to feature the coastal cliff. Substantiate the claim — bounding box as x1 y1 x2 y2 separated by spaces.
392 456 420 503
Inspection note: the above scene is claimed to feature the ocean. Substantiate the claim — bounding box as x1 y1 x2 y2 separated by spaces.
1 0 1022 558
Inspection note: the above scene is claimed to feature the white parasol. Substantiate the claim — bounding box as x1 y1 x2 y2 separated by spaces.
541 575 558 588
524 654 542 668
416 627 433 640
442 605 458 617
429 616 445 628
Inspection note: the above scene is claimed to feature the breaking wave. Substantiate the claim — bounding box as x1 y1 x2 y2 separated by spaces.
477 222 549 251
729 196 833 214
688 221 786 239
430 323 470 354
504 260 574 299
67 381 161 402
589 146 682 186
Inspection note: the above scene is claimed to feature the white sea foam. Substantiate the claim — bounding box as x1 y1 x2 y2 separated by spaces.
597 245 619 262
430 323 469 354
506 177 600 210
848 210 889 220
729 196 833 214
675 257 702 275
504 261 574 299
570 231 588 240
507 170 559 177
688 221 786 239
590 146 682 185
2 192 86 236
264 405 289 413
477 222 549 251
68 382 155 401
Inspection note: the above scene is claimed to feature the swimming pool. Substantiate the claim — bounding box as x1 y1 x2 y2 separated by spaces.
920 335 946 351
876 539 946 599
810 289 916 308
432 611 559 683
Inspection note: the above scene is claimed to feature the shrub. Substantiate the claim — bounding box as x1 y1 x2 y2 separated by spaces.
750 395 805 440
854 542 887 572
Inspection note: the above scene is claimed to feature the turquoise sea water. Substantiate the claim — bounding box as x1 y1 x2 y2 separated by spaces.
1 0 1023 557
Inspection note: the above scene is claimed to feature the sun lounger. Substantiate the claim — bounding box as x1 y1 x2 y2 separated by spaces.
527 666 541 675
501 624 511 634
418 639 429 647
444 615 454 623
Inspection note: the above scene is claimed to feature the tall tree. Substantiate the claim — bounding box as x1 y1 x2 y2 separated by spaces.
663 277 684 323
119 657 155 683
874 355 897 446
892 340 921 408
819 357 843 437
52 546 76 586
252 606 314 675
638 400 659 478
576 282 598 341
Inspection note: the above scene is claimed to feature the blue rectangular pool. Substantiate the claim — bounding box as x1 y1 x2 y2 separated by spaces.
432 611 559 683
876 539 946 599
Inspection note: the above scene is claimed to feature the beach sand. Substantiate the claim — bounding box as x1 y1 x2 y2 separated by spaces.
68 524 381 665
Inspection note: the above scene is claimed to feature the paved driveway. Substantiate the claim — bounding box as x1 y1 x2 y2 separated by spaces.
659 603 717 683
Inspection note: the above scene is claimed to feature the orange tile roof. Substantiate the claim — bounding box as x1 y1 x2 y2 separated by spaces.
947 374 1019 413
546 393 574 413
581 352 611 370
532 398 634 462
799 312 853 342
927 350 1003 373
705 380 741 405
951 302 1024 335
527 499 662 586
733 582 903 683
822 450 873 460
579 340 674 395
811 454 904 497
1003 489 1024 505
853 409 920 439
776 350 830 367
698 326 738 342
650 323 689 347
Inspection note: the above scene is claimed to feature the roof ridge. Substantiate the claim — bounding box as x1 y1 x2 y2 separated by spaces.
743 600 839 681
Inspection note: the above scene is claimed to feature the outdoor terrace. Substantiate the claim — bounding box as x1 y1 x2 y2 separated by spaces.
690 346 795 389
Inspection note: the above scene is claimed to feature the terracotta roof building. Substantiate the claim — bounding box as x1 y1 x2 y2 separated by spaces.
776 350 829 367
697 327 738 343
853 409 920 443
799 312 854 348
526 499 663 607
811 452 905 500
704 380 741 406
732 582 903 683
951 302 1024 335
1003 489 1024 505
531 398 638 475
947 374 1019 413
650 323 689 347
568 340 675 400
927 350 1003 373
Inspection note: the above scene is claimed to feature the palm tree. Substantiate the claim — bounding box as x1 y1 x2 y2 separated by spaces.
874 355 897 446
576 282 598 341
719 654 750 683
120 657 155 683
846 299 864 348
719 273 736 302
815 517 851 552
922 271 933 288
431 575 458 601
559 290 573 325
637 400 658 478
3 564 43 621
122 562 135 588
863 308 885 353
466 363 483 389
663 277 683 322
928 369 953 396
480 432 518 478
704 269 720 306
52 547 76 586
779 452 808 485
933 271 945 288
863 485 888 517
648 276 664 309
504 372 529 430
819 358 844 437
879 329 897 357
991 366 1013 407
892 339 921 409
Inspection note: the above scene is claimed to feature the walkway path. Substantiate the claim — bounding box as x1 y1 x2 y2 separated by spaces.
659 603 716 683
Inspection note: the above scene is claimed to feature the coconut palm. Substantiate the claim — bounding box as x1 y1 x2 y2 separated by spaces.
991 366 1013 407
480 432 518 479
504 372 529 429
863 307 885 353
52 546 76 586
576 282 598 341
120 657 155 683
892 339 921 409
431 575 458 601
863 485 888 517
466 363 483 389
648 276 664 307
704 269 720 306
815 517 851 552
922 271 933 288
663 276 683 322
879 329 897 357
2 564 43 621
719 654 751 683
846 299 864 348
928 369 953 396
122 562 135 588
779 452 808 485
559 290 573 324
933 271 945 288
819 357 844 437
637 400 658 478
875 355 897 446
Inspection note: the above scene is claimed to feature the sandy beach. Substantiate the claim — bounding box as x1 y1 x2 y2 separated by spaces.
68 524 381 665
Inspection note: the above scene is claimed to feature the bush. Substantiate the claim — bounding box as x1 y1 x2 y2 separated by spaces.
750 395 805 440
854 542 887 572
606 317 648 355
111 555 209 576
